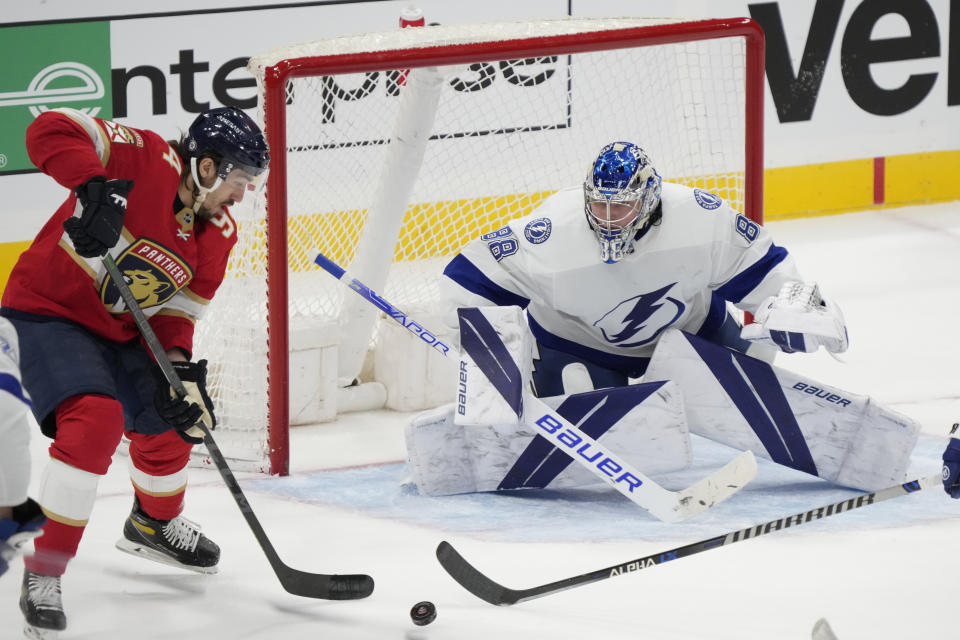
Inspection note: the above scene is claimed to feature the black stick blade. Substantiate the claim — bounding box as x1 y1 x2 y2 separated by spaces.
436 541 518 606
279 569 375 600
324 574 376 600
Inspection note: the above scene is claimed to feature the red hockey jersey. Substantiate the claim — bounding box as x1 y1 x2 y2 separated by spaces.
1 108 238 357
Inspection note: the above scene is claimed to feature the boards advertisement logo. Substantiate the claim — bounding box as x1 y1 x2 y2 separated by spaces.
0 22 112 174
289 56 569 149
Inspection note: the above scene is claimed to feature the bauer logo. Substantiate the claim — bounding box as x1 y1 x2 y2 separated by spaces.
523 218 552 244
791 382 851 407
457 360 468 415
0 22 112 174
533 413 643 493
693 189 722 210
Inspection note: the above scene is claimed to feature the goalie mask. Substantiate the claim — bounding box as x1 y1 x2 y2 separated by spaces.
184 106 270 209
583 142 662 264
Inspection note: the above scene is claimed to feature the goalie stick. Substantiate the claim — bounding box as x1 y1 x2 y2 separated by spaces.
436 473 941 605
313 251 756 522
103 253 374 600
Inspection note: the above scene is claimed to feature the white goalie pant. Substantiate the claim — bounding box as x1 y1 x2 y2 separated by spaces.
645 329 920 491
0 405 33 507
1 316 33 507
405 380 692 497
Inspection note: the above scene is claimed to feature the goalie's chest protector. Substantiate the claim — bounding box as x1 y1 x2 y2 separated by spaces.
504 184 736 355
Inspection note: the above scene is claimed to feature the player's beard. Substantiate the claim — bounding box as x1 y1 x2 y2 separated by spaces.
192 187 233 220
195 200 222 221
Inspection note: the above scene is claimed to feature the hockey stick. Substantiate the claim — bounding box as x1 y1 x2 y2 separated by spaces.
103 253 374 600
313 251 756 522
436 473 941 605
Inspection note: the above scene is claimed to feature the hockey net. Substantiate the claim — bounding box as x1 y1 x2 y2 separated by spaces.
192 16 765 474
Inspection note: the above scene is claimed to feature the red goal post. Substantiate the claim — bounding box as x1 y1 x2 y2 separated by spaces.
196 17 765 475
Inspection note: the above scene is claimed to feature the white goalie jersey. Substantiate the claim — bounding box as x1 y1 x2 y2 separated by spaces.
442 182 803 370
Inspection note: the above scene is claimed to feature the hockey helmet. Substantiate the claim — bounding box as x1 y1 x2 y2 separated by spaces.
186 106 269 178
583 142 661 264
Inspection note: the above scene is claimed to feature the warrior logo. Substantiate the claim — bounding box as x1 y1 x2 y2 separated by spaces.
593 283 685 347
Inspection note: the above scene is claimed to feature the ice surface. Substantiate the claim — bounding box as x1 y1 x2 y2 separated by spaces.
2 202 959 639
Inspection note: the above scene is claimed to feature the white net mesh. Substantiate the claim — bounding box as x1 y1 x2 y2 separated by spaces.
194 17 755 472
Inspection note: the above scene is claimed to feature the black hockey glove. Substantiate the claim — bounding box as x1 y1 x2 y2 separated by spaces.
64 176 134 258
154 359 217 445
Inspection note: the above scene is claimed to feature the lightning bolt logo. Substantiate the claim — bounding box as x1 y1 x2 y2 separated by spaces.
594 283 685 347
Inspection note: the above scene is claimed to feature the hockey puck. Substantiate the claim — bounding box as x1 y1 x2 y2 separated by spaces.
410 600 437 626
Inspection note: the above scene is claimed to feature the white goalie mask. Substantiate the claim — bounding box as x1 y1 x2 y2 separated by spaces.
583 142 662 264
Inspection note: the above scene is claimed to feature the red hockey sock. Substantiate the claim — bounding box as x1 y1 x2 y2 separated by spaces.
134 489 184 522
24 519 85 576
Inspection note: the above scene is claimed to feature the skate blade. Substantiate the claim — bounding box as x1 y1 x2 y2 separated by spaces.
23 623 59 640
115 538 218 575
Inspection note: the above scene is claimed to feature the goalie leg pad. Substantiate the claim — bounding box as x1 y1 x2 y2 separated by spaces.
456 306 532 426
405 381 691 496
646 330 919 490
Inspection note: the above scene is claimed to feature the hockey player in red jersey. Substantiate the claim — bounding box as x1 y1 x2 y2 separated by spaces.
0 105 269 636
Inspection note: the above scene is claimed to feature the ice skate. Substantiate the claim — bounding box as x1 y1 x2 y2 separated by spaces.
20 570 66 639
115 497 219 573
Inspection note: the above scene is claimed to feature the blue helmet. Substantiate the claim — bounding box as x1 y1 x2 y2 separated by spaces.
583 142 661 264
185 106 270 181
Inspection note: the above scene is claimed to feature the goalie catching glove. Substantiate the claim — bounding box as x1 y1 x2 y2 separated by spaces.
65 176 134 258
741 282 848 354
153 359 216 444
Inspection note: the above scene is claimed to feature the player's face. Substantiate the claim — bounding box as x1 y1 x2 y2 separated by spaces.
198 168 256 218
588 200 641 229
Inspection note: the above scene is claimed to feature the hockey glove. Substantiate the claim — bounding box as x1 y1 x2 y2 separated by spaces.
741 282 848 354
64 176 134 258
0 498 46 578
154 359 216 445
941 428 960 498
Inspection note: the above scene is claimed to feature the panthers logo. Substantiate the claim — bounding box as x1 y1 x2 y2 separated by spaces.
122 269 171 307
101 239 192 314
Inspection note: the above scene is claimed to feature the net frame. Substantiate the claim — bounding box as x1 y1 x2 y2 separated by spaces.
237 16 765 475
